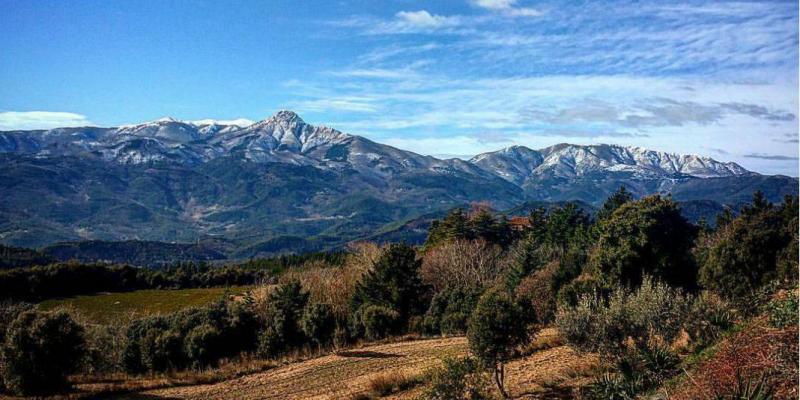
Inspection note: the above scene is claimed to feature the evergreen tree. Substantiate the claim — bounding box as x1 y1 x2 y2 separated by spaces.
596 186 633 221
467 289 528 399
351 243 427 324
589 195 698 289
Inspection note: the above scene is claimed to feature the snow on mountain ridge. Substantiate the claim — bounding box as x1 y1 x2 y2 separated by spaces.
0 112 752 181
471 143 752 182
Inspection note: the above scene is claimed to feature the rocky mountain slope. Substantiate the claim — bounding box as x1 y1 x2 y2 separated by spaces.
0 111 795 253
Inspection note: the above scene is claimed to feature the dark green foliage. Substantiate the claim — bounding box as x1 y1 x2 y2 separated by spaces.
0 310 86 396
467 288 528 398
236 251 347 275
0 262 268 302
184 324 223 368
425 208 515 248
421 357 492 400
351 243 426 326
258 281 310 357
698 194 798 299
425 208 471 247
123 300 259 373
596 186 633 222
423 285 482 335
589 195 697 288
301 303 336 348
42 240 226 267
355 304 400 340
538 203 592 253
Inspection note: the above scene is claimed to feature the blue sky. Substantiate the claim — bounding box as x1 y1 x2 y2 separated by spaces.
0 0 797 175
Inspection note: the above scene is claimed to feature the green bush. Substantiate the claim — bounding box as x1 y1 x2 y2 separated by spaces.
257 281 310 357
684 292 734 348
123 300 260 372
420 357 492 400
586 373 637 400
766 295 798 329
556 277 689 357
140 327 184 371
83 323 126 374
301 303 335 348
357 304 400 340
423 285 482 335
0 310 86 396
184 323 222 368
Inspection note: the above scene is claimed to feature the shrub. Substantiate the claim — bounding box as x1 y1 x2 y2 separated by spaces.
367 371 422 397
123 300 259 372
357 304 400 340
423 285 482 335
515 261 559 324
420 357 493 400
83 322 126 374
333 325 350 349
0 310 86 396
256 281 309 357
258 309 291 357
766 295 798 329
467 288 528 398
684 292 734 348
301 303 335 348
586 373 637 400
140 327 184 371
184 323 222 368
556 277 689 357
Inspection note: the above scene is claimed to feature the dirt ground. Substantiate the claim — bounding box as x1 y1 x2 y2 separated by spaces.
124 329 598 400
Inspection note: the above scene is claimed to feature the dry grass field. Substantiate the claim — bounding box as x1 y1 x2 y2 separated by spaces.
118 328 599 400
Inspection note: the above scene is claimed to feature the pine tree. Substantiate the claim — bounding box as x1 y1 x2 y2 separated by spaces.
351 243 427 324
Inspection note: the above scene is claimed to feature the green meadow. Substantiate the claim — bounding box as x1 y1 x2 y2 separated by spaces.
39 286 251 323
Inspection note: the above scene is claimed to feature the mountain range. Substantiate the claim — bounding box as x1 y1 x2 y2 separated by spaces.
1 111 796 257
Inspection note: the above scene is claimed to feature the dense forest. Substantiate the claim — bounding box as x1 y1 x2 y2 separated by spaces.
0 189 796 398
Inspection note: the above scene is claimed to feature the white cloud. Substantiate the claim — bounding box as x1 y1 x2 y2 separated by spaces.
469 0 543 17
0 111 92 130
293 97 379 113
395 10 461 29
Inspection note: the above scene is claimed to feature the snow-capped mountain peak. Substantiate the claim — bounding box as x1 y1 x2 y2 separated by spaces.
471 143 752 183
0 111 753 182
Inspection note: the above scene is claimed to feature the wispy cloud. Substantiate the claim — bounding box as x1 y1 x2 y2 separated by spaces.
0 111 92 130
312 0 797 175
469 0 544 17
743 153 799 161
394 10 462 29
